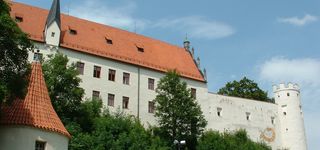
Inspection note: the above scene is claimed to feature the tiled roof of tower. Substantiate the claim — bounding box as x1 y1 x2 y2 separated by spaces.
0 62 71 138
9 2 205 82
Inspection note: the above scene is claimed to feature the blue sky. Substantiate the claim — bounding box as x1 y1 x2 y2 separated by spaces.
15 0 320 149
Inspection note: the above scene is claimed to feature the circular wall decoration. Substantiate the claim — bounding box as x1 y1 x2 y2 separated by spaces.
260 127 276 142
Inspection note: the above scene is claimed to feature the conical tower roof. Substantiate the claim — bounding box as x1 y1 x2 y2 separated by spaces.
0 62 70 138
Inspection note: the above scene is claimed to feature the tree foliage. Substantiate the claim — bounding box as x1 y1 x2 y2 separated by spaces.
42 52 84 123
218 77 271 102
67 99 170 150
154 70 207 149
197 130 271 150
0 1 33 103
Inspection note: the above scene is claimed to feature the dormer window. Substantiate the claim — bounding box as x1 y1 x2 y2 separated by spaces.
15 16 23 22
137 47 144 52
136 43 144 52
105 36 113 45
69 29 77 35
106 38 113 44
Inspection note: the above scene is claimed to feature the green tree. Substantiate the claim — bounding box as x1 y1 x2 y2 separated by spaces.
42 52 84 123
154 70 207 150
218 77 271 102
67 99 170 150
197 130 271 150
0 1 33 104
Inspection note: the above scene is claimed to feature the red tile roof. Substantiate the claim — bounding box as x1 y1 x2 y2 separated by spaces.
9 2 205 82
0 62 71 138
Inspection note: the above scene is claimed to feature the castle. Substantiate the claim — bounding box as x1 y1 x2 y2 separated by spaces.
1 0 307 149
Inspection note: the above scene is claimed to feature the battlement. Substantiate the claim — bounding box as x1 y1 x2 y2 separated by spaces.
273 83 300 92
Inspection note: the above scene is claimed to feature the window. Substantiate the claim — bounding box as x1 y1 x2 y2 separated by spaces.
106 38 113 44
287 93 290 96
51 32 55 37
15 16 23 22
108 93 115 107
246 112 251 121
123 72 130 85
93 66 101 78
271 117 275 124
191 88 197 98
136 43 144 52
148 78 155 90
137 47 144 52
122 96 129 109
148 101 155 113
108 69 116 81
77 62 85 75
283 112 287 116
33 52 43 61
217 107 222 117
92 90 100 99
69 29 77 35
35 141 46 150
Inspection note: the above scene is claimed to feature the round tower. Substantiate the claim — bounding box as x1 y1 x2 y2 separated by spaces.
273 83 307 150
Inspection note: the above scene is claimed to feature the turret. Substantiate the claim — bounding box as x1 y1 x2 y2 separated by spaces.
183 36 190 51
44 0 61 46
273 83 307 150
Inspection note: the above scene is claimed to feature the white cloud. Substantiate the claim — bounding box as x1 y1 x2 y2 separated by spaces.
259 57 320 85
68 1 234 40
69 0 147 32
278 14 318 26
153 16 235 39
258 57 320 149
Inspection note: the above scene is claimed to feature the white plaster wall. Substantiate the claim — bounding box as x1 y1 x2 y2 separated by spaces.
27 43 307 150
44 22 60 46
0 126 68 150
273 83 307 150
29 43 208 127
200 93 281 150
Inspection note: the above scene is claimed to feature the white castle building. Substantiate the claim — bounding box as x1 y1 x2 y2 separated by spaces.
6 0 307 149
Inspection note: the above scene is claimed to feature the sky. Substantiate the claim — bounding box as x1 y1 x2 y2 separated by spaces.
14 0 320 149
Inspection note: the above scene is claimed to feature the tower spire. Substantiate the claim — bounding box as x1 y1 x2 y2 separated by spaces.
183 33 190 51
46 0 61 29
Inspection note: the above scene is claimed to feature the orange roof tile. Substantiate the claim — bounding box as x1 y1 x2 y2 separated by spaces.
9 2 205 82
0 62 71 138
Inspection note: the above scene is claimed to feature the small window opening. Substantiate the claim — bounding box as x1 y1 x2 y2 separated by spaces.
106 38 113 44
283 112 287 115
137 47 144 52
69 29 77 35
51 32 55 37
108 93 115 107
271 117 275 124
148 78 155 90
35 141 46 150
108 69 116 81
246 112 251 121
15 16 23 22
287 93 290 96
122 96 129 109
191 88 196 99
92 90 100 100
148 101 155 113
217 107 222 117
33 52 43 61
